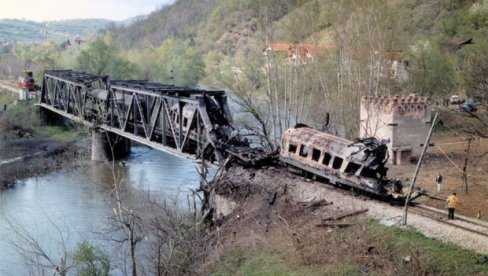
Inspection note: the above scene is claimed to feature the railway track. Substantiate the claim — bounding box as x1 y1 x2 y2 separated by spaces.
0 79 19 92
410 203 488 238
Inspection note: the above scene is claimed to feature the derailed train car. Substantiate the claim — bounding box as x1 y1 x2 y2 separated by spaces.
280 125 410 199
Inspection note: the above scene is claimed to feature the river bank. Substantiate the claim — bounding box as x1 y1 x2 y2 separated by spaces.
0 95 90 189
0 138 88 189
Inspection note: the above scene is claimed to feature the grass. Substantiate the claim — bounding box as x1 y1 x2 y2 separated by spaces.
366 220 488 275
211 250 332 276
0 91 16 106
1 99 87 142
211 221 488 276
35 125 83 141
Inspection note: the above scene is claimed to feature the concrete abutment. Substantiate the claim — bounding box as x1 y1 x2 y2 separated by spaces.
91 129 131 161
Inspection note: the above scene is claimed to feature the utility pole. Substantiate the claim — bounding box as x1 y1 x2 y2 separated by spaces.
402 113 438 226
462 136 473 194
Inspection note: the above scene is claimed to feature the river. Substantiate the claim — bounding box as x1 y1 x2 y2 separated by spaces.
0 145 205 274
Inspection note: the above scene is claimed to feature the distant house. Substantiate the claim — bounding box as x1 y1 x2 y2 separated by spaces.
264 43 332 65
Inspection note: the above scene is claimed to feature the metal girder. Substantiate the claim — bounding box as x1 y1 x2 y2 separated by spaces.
107 84 217 158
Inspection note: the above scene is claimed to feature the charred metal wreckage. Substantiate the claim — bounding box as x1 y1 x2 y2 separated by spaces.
39 70 417 200
280 125 420 200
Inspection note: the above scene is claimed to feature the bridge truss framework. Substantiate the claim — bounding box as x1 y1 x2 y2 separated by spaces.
39 70 239 163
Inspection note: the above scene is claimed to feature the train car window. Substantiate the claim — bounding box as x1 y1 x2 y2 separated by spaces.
344 162 361 174
288 144 297 153
332 157 343 169
312 148 321 161
299 145 309 157
322 152 332 165
360 167 378 179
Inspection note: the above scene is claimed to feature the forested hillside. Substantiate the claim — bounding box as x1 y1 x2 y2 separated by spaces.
2 0 488 144
0 19 112 43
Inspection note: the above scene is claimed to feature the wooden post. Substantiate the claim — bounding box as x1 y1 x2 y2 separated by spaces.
402 113 438 226
462 136 473 194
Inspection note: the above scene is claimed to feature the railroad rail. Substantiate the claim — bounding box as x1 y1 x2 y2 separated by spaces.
410 203 488 238
0 80 19 93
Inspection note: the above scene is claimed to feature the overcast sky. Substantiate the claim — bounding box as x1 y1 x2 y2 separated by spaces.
0 0 176 21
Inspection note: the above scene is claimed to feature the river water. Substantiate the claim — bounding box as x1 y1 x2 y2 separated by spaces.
0 146 205 274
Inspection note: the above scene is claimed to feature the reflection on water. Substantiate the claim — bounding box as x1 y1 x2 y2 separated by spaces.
0 146 206 274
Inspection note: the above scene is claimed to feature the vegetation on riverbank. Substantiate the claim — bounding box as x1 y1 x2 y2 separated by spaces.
0 95 88 190
0 98 87 141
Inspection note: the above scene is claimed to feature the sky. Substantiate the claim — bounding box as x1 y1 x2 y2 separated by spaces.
0 0 176 21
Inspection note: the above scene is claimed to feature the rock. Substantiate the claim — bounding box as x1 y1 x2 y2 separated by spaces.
403 256 411 263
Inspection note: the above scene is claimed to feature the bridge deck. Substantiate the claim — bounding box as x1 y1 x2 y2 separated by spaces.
36 102 203 163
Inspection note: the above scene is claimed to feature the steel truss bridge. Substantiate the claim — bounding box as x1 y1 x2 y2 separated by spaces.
38 70 256 164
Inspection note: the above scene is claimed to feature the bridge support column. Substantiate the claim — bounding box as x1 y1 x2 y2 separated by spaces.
91 129 131 161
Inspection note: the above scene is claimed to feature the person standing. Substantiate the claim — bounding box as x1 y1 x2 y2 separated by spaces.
436 173 443 192
446 192 459 220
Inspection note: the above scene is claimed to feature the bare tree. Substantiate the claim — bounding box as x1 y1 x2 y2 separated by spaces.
2 212 73 275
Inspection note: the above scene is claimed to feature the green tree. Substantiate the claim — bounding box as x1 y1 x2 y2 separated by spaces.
154 39 205 86
127 39 205 86
406 42 458 98
76 36 137 79
73 241 110 276
463 41 488 103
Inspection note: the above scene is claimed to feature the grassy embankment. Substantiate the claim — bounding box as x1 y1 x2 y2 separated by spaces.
0 91 86 141
212 221 488 275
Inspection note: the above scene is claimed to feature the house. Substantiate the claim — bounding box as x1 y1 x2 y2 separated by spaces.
264 43 331 65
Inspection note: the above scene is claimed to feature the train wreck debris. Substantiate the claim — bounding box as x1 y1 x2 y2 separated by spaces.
280 126 421 200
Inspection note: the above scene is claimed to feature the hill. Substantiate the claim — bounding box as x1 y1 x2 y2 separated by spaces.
0 18 113 44
112 0 488 58
113 0 220 49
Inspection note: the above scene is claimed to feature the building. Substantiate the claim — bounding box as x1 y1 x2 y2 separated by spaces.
264 43 331 65
360 95 432 165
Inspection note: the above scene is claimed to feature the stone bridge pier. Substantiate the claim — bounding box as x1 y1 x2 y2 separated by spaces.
91 129 131 161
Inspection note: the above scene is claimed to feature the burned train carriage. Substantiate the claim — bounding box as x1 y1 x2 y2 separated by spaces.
280 126 403 197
